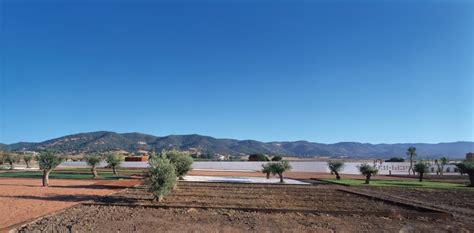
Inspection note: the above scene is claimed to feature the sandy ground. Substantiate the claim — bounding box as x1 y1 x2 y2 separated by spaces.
0 177 141 232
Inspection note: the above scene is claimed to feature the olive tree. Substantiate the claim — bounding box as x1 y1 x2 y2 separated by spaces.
327 161 345 180
4 154 17 170
261 163 272 179
268 160 292 183
406 147 417 175
160 150 193 180
456 161 474 186
84 154 102 178
358 163 378 184
414 162 429 182
145 157 177 201
37 151 63 187
23 154 34 168
106 153 123 175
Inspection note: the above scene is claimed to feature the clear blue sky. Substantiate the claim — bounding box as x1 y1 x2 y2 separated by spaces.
1 0 473 144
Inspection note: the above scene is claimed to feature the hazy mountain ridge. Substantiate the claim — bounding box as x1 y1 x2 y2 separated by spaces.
2 131 473 159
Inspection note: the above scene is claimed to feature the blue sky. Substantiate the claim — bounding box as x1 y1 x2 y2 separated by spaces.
1 0 473 144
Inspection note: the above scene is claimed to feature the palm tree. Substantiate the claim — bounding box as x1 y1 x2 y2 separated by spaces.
406 147 417 175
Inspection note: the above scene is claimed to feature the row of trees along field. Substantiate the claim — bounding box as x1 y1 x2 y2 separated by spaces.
0 151 126 186
326 147 474 185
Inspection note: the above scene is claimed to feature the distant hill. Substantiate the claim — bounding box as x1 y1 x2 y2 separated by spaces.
2 131 473 159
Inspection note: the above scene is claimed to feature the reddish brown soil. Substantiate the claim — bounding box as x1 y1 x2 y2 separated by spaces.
0 178 140 232
350 186 474 227
19 205 466 233
19 182 473 232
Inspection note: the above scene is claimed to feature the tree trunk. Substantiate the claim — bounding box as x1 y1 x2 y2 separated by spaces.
26 162 30 168
179 176 184 180
112 166 117 175
419 172 423 182
408 159 413 175
42 170 50 187
266 172 270 179
335 171 340 180
469 174 474 187
9 163 14 170
365 174 371 184
92 166 98 178
279 173 284 183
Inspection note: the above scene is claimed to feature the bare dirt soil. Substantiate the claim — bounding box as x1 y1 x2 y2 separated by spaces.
0 177 141 232
350 186 474 227
19 182 473 232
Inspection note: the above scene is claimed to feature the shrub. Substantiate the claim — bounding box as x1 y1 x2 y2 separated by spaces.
327 161 345 180
414 162 430 182
23 154 34 168
271 156 283 161
37 151 63 187
106 153 123 175
358 163 378 184
267 160 292 183
248 154 269 161
456 161 474 186
84 154 102 178
145 158 177 201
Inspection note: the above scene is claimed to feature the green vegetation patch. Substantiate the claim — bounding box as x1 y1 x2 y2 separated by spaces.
0 171 130 180
325 178 467 188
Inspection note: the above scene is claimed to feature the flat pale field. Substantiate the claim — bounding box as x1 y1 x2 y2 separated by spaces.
0 177 141 232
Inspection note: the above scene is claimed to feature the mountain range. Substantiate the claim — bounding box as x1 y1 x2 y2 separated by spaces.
1 131 473 159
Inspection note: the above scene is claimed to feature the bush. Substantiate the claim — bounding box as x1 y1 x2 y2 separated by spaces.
358 163 378 184
248 154 269 161
37 151 63 186
84 155 102 178
146 158 177 201
456 161 474 186
327 161 345 180
271 156 283 161
106 153 123 175
414 162 430 182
